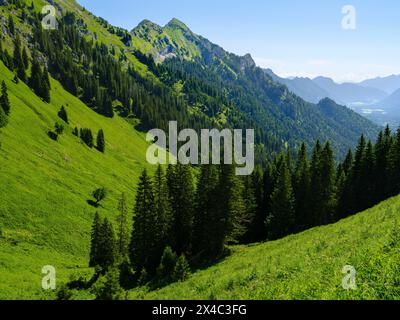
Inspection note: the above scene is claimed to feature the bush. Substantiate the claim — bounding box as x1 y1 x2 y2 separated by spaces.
92 268 124 300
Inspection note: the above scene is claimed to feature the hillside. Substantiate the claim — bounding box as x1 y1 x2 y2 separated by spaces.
0 59 161 299
131 196 400 300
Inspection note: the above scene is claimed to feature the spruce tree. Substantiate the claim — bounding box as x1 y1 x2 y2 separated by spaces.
89 212 102 267
173 254 190 282
318 142 336 225
97 218 116 271
293 143 311 231
22 47 29 70
169 164 195 256
8 15 15 35
130 170 160 274
96 129 105 153
192 164 219 259
0 104 8 128
13 37 26 82
0 81 11 115
58 106 69 124
153 165 172 251
266 155 295 240
309 140 323 227
117 193 130 260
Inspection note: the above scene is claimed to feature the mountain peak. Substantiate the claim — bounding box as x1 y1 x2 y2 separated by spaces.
166 18 191 32
133 19 162 32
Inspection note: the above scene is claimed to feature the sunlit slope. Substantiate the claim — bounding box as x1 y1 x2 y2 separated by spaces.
132 196 400 300
0 61 154 299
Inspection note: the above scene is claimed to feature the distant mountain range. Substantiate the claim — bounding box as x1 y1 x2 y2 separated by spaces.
264 69 400 126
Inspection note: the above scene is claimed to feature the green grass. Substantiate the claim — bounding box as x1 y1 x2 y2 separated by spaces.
129 197 400 300
0 60 161 299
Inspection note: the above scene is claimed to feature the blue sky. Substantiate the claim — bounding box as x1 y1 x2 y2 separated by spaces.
77 0 400 83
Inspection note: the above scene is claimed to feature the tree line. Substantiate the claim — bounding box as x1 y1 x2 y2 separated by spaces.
87 126 400 292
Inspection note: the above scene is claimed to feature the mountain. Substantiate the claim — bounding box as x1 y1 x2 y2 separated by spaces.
264 69 331 104
263 70 388 108
313 76 387 105
132 195 400 300
129 18 379 156
359 75 400 95
366 88 400 126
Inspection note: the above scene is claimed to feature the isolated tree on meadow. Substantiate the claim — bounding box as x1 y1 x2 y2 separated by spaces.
92 187 107 206
0 81 10 115
96 129 105 153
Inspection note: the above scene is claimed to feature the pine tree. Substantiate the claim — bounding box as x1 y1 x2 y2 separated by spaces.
13 37 26 82
169 164 195 256
40 68 51 103
22 47 29 70
97 218 116 270
116 193 130 260
388 129 400 197
266 155 295 240
8 15 15 35
153 165 172 250
192 164 219 259
318 142 336 225
96 129 105 153
58 106 69 124
0 104 8 128
157 246 178 283
130 170 160 274
0 81 11 115
89 212 102 267
173 254 190 282
309 140 322 227
293 143 311 231
246 166 267 242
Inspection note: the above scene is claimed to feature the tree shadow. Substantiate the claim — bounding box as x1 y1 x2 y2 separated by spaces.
87 200 99 208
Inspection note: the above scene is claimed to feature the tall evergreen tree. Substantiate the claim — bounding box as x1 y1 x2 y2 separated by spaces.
13 37 26 82
0 81 11 115
96 129 105 153
97 218 116 271
293 143 311 231
130 170 160 274
58 106 69 124
168 164 195 256
153 165 172 251
192 164 220 259
0 103 8 128
266 155 295 240
89 212 102 267
116 193 130 260
318 142 336 224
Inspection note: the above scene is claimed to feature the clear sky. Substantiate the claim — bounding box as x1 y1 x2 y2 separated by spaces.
77 0 400 83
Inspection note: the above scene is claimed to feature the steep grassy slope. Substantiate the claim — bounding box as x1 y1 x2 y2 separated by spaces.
0 60 160 299
130 196 400 300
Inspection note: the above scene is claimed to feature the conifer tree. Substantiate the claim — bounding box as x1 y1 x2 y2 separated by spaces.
309 140 322 227
266 155 295 240
169 164 195 256
192 164 219 259
157 246 178 283
97 218 116 270
153 165 172 250
8 15 15 35
130 170 160 274
22 47 29 70
13 37 26 82
0 104 8 128
0 81 10 115
116 193 130 260
318 142 336 225
58 106 69 124
96 129 105 153
218 164 247 244
89 212 102 267
293 143 311 231
173 254 190 282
